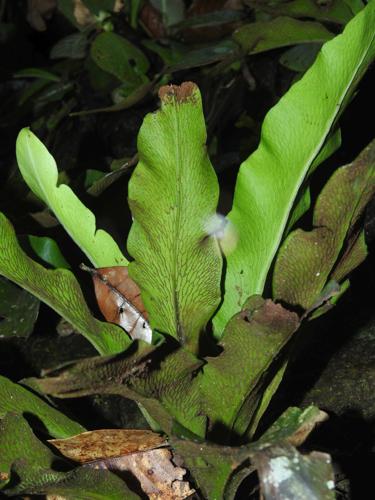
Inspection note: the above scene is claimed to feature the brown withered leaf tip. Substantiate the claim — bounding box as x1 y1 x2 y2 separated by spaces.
49 429 166 463
287 410 328 447
158 82 197 104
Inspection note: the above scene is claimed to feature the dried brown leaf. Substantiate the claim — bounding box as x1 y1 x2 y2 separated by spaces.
49 429 165 463
27 0 57 31
89 448 194 499
82 265 152 343
140 3 166 38
73 0 95 26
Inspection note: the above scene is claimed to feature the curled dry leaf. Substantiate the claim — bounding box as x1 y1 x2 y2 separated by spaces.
88 448 194 500
49 429 166 463
81 264 152 343
49 429 193 499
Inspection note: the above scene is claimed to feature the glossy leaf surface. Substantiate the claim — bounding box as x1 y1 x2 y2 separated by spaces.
28 234 70 268
16 128 127 268
214 2 375 334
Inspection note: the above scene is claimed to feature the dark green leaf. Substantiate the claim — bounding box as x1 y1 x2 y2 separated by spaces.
168 40 238 71
28 235 70 269
50 32 88 59
14 68 61 82
0 375 85 437
91 32 149 84
71 80 153 115
198 297 299 439
0 213 130 355
280 43 322 72
234 17 334 54
273 139 375 310
0 413 59 491
150 0 185 27
0 277 39 338
31 341 206 437
250 0 354 24
173 9 245 30
84 169 107 190
0 413 136 498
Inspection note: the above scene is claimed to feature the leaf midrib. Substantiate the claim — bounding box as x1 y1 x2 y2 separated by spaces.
171 101 184 342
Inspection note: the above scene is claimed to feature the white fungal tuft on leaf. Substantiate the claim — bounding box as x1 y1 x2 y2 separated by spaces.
204 213 239 255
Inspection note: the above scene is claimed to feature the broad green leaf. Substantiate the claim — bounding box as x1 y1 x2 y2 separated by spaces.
0 213 130 354
233 17 334 54
0 413 135 498
14 68 61 81
127 83 222 352
0 375 84 438
273 140 375 309
198 297 299 440
16 128 127 267
28 235 70 268
0 277 39 338
214 2 375 334
91 32 149 84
